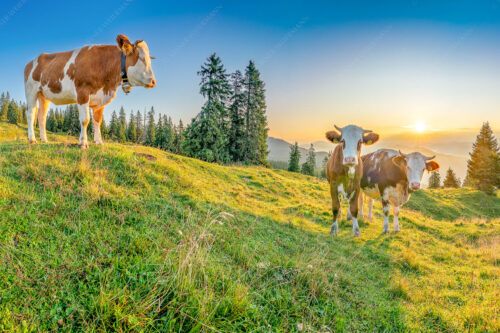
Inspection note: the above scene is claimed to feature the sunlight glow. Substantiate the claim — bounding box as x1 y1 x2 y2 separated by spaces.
415 121 426 133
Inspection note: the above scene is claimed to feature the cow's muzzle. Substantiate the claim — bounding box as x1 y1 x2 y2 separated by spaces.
145 79 156 88
343 156 357 166
410 182 420 190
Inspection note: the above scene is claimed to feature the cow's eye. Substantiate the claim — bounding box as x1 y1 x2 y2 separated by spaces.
340 139 345 148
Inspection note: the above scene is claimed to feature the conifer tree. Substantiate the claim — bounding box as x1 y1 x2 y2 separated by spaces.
126 112 137 143
301 144 316 176
466 122 500 194
443 167 460 188
320 154 330 179
0 92 10 120
155 114 164 148
183 53 231 163
428 170 441 189
7 101 19 124
145 107 156 146
118 107 127 142
47 109 58 132
228 70 246 162
109 110 119 140
173 119 185 154
288 142 301 172
243 61 268 164
101 118 109 140
135 111 143 143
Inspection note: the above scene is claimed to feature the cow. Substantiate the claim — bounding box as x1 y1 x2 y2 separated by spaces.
325 125 379 236
356 149 439 233
23 34 156 148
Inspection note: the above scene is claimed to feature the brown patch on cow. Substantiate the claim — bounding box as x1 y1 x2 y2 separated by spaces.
24 60 33 82
134 152 157 161
66 45 139 105
32 51 73 94
92 107 104 124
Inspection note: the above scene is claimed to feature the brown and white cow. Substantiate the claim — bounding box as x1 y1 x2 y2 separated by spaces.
325 125 379 236
357 149 439 233
24 34 156 148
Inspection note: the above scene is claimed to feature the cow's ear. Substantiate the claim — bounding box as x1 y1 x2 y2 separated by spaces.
392 155 406 168
326 130 341 143
117 34 133 55
426 160 440 172
363 132 379 145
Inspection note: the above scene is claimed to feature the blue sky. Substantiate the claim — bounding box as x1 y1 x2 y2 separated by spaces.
1 0 499 141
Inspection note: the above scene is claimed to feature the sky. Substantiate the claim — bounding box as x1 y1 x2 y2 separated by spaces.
1 0 499 143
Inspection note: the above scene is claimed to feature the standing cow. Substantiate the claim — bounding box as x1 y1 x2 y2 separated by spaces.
325 125 379 236
24 34 156 148
357 149 439 233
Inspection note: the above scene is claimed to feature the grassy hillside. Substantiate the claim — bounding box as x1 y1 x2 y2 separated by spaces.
0 122 499 332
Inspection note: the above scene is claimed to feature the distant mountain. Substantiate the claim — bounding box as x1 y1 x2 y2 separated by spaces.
267 137 329 167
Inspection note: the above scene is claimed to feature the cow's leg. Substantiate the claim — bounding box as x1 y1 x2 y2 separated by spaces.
349 192 361 237
382 199 390 233
77 103 90 149
37 96 50 143
25 93 38 144
346 209 352 220
329 184 341 236
393 205 400 232
367 197 374 222
358 192 364 222
92 107 104 145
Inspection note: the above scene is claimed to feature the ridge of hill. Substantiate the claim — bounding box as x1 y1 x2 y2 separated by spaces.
0 122 499 332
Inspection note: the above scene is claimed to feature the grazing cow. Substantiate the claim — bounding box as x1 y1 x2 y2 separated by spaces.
325 125 379 236
24 34 156 148
357 149 439 233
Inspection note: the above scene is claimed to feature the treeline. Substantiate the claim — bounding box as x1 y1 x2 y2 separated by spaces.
0 92 27 125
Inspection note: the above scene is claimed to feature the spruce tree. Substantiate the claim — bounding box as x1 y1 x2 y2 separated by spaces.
1 92 10 120
288 142 301 172
243 61 269 164
127 112 137 143
228 70 246 162
155 114 164 148
145 107 156 146
466 122 500 194
46 109 58 132
428 170 441 189
118 107 127 142
301 144 316 176
135 111 143 143
101 118 109 140
183 53 231 163
173 119 185 154
6 101 19 124
443 167 460 188
320 154 330 179
109 110 119 140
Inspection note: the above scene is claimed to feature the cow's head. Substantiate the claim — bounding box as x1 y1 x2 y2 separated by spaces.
394 151 439 190
117 34 156 88
326 124 379 167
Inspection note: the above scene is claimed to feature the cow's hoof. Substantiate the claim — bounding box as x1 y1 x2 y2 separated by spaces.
79 143 89 149
383 229 390 234
40 139 48 143
394 228 401 233
353 228 361 237
28 139 37 144
94 141 104 146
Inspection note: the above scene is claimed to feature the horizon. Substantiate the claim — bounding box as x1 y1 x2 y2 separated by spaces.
1 0 499 143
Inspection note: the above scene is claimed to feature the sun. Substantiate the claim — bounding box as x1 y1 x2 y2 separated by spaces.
415 121 426 133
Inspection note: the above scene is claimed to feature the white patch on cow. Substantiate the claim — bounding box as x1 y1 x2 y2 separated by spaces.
393 205 400 232
25 57 41 143
126 41 156 87
339 125 365 166
348 166 355 178
382 203 390 233
404 152 428 189
42 48 80 105
89 88 117 108
352 217 361 236
337 183 355 201
384 186 408 206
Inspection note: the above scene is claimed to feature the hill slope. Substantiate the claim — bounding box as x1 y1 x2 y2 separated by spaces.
0 122 499 332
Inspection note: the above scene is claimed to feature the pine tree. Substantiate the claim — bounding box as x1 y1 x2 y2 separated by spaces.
243 61 268 164
1 92 11 120
155 114 164 148
466 122 500 194
101 118 109 140
6 101 19 124
288 142 301 172
47 109 58 132
228 70 246 162
320 154 330 179
183 53 231 163
145 107 156 146
428 170 441 189
126 112 137 143
301 144 316 176
443 167 460 188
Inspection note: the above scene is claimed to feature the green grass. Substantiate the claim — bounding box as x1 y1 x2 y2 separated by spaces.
0 122 499 332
